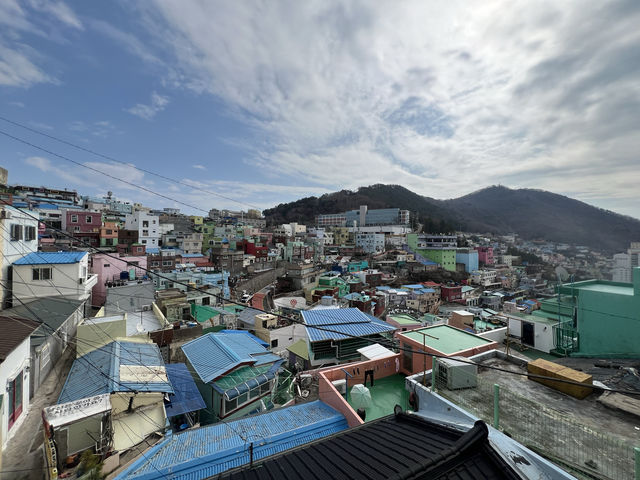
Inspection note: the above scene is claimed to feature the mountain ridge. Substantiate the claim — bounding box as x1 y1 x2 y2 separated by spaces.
263 184 640 253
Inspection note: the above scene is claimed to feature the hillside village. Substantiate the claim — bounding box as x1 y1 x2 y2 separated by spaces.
0 166 638 480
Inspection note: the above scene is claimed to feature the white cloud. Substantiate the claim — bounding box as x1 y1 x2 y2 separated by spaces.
119 1 640 217
126 92 170 120
9 101 25 107
30 0 83 30
0 0 82 88
192 164 206 170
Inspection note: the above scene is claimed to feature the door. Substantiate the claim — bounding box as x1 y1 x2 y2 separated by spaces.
8 372 23 429
522 322 535 347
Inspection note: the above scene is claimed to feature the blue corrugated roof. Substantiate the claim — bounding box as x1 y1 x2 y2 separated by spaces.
181 333 281 384
218 330 269 348
115 401 348 480
164 363 206 418
179 253 205 258
58 341 173 404
14 251 87 265
302 308 396 342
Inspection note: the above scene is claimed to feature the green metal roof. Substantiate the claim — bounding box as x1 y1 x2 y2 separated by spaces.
287 339 310 360
400 325 493 354
388 314 420 325
213 364 272 391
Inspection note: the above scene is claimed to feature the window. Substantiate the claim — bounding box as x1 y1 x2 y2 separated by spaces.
103 264 111 268
25 226 36 241
271 339 278 348
262 320 268 328
162 260 173 266
71 215 78 223
142 221 149 228
152 261 160 267
136 247 143 253
260 381 271 394
224 397 237 414
73 226 80 233
32 267 52 281
86 215 93 223
141 240 147 244
237 392 248 405
10 224 22 241
142 230 149 236
249 386 260 399
106 229 112 235
202 297 210 306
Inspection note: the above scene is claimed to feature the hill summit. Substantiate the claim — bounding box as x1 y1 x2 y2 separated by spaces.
263 184 640 253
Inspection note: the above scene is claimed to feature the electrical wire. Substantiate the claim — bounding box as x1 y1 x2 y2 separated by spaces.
2 198 640 396
0 114 262 211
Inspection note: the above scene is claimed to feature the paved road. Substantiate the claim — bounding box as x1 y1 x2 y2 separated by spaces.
2 347 75 480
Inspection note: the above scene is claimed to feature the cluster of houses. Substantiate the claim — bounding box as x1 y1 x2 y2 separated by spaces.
0 169 638 478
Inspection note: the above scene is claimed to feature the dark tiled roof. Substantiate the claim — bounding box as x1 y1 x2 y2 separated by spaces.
0 316 39 361
220 414 521 480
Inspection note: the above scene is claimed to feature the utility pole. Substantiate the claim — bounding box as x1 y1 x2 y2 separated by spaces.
414 331 439 386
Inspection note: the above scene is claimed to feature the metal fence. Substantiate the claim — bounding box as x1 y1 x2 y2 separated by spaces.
433 361 637 480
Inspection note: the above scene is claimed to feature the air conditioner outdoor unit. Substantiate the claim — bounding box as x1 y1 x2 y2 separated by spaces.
332 379 347 394
142 305 151 312
1 209 10 219
436 357 477 390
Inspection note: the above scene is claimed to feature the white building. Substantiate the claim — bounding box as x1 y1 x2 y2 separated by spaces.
0 206 39 307
12 251 97 305
0 316 38 450
612 253 632 283
470 269 498 287
355 233 385 254
125 211 160 248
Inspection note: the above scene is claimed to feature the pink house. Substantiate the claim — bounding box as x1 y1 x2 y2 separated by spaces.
90 253 148 305
475 246 494 266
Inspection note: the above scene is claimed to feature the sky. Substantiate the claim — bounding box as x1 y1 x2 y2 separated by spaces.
0 1 639 219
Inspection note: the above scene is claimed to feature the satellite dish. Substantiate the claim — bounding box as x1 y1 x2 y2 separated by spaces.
555 266 569 282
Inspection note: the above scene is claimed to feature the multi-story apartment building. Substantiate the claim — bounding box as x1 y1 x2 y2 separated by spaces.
407 234 457 272
611 243 640 283
125 211 160 248
475 246 495 266
99 221 119 247
355 233 385 254
61 210 102 247
317 205 409 227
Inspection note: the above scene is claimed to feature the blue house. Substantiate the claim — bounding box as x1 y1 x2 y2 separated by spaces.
302 308 396 366
181 333 283 424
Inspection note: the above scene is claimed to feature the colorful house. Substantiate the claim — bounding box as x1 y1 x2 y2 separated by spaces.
181 333 283 423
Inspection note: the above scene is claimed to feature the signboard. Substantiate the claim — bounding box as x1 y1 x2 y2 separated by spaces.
43 393 111 428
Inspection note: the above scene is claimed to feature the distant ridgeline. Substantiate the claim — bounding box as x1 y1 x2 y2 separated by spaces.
263 184 640 253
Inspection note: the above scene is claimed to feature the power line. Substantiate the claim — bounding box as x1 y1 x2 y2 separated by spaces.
4 203 640 396
0 116 262 211
0 128 210 214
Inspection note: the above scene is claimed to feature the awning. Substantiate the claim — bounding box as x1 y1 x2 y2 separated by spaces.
164 363 206 418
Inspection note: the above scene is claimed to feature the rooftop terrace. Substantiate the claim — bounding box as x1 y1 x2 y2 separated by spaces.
346 374 409 422
433 353 640 479
401 325 494 354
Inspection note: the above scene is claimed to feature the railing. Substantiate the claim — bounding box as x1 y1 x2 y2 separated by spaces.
433 362 636 480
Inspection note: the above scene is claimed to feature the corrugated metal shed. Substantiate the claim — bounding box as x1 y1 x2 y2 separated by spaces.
181 333 281 384
302 308 396 342
58 341 173 404
13 251 88 265
115 401 348 480
164 363 206 418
